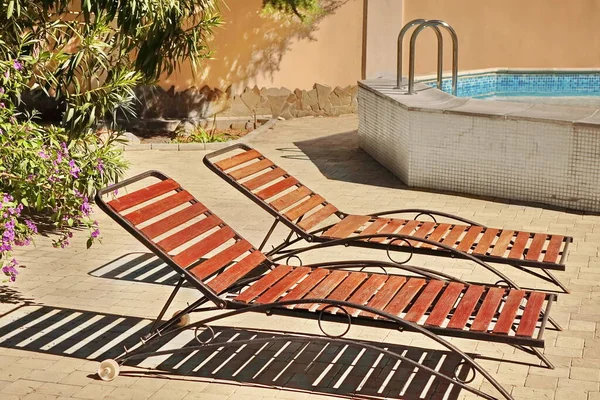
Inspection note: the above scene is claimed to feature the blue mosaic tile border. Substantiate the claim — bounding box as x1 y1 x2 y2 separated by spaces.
421 72 600 98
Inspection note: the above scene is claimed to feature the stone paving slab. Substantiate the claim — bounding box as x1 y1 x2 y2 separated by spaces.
2 115 600 399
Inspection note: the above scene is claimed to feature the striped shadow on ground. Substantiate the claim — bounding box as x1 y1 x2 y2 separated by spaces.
0 305 474 399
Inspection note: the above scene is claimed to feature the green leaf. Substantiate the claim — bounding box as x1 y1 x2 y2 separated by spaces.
7 1 14 18
67 218 74 227
86 238 93 249
65 108 74 122
21 198 28 207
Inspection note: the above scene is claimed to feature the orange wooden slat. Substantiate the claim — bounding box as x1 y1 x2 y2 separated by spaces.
323 215 371 239
215 149 262 171
456 226 484 253
425 282 465 327
543 235 565 263
208 251 267 294
359 218 390 236
396 219 420 235
421 223 452 249
447 285 485 330
108 179 180 212
508 231 531 260
409 221 436 247
157 214 221 252
472 228 499 255
280 269 330 305
235 265 293 303
243 168 287 191
384 278 426 317
490 230 515 257
124 190 194 225
370 219 410 243
256 177 299 200
141 203 208 239
360 276 407 318
441 225 467 247
254 267 312 304
297 204 339 231
516 292 546 337
229 159 274 180
470 287 505 332
526 233 548 261
412 221 436 239
284 195 325 221
190 239 253 280
172 226 236 267
270 186 312 211
317 272 368 311
493 290 526 334
345 274 388 316
404 280 445 322
295 270 349 310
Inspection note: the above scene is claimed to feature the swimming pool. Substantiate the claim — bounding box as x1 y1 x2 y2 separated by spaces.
358 69 600 213
421 70 600 107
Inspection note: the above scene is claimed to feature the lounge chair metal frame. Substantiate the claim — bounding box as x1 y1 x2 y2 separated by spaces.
203 144 572 294
94 171 560 400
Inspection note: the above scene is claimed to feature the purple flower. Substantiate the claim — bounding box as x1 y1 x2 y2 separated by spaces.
2 193 13 203
91 228 100 238
25 219 38 234
69 160 80 178
4 71 9 78
96 159 104 174
61 142 69 156
13 60 23 71
0 103 4 109
80 197 92 216
38 151 49 159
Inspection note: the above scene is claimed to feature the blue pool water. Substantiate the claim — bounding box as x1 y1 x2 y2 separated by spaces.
422 72 600 107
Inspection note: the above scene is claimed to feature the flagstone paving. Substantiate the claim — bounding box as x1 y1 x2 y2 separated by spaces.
2 114 600 399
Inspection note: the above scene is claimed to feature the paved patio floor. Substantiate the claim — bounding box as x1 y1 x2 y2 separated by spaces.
2 115 600 400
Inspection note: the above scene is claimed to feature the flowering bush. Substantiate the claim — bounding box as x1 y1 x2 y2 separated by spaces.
0 51 128 282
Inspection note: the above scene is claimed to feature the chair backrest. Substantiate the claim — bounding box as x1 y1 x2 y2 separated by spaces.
204 144 343 236
95 171 268 303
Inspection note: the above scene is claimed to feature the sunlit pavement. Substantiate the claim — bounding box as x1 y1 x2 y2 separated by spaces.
2 115 599 400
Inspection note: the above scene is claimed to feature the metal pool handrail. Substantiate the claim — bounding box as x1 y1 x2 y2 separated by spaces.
407 20 459 96
396 19 444 90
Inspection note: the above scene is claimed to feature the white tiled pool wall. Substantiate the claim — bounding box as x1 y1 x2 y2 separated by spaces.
358 85 600 212
358 87 411 182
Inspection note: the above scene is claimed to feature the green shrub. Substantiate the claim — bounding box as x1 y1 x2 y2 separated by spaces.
0 48 127 282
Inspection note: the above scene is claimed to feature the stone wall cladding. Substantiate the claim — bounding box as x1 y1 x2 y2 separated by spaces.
358 82 600 212
134 83 358 120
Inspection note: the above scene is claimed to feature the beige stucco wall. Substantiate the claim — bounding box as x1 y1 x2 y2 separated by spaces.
159 0 364 93
403 0 600 76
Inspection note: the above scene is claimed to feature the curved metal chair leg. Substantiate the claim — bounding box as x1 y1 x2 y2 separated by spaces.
514 345 555 369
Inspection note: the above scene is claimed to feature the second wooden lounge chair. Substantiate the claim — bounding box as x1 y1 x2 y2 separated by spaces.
204 144 573 294
94 171 558 400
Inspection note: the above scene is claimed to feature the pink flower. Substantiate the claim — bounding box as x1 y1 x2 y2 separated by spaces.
13 60 23 71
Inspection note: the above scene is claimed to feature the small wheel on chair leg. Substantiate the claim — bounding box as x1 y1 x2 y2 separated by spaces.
173 310 190 327
98 359 119 381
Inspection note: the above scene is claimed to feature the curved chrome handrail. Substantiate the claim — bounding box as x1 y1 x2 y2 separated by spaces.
396 19 443 91
408 20 459 95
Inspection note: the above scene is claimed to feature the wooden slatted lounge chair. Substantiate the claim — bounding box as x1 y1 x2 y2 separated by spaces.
94 171 558 400
204 144 573 294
